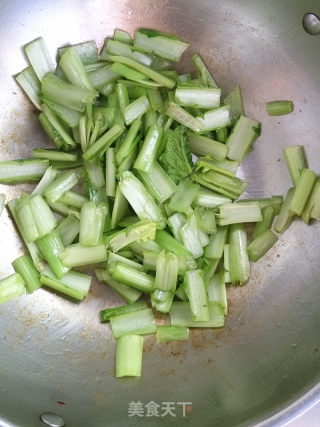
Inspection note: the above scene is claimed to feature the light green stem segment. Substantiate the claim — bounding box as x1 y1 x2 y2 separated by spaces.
156 325 189 343
289 168 317 216
0 273 26 305
266 100 294 116
12 254 41 293
116 334 144 378
247 230 278 262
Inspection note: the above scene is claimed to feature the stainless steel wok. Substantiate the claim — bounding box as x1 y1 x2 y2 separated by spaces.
0 1 320 426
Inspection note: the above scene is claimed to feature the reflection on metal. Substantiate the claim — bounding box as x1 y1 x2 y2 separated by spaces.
40 412 65 427
302 13 320 35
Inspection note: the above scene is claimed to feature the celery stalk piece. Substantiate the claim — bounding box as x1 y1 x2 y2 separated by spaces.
130 239 162 257
192 53 218 88
196 105 231 132
108 55 176 88
283 145 308 186
134 125 163 172
84 160 105 188
116 82 129 114
156 325 189 343
289 169 317 216
110 308 156 338
216 126 228 143
192 169 247 199
107 253 144 272
47 200 80 219
44 169 81 204
111 184 129 229
224 86 245 125
151 288 174 313
111 62 148 81
0 273 25 305
205 226 228 259
169 180 199 213
59 243 108 267
59 190 89 209
79 201 107 246
170 301 224 327
82 123 126 161
184 269 209 321
58 40 98 64
88 64 120 91
56 215 80 247
32 149 78 163
195 188 232 208
147 88 164 112
15 195 40 243
266 100 294 116
165 102 202 132
175 87 221 109
194 207 217 234
109 262 154 293
180 214 204 259
228 224 250 284
7 199 44 271
59 47 94 89
119 171 166 227
134 29 189 61
219 203 262 226
105 148 116 197
0 159 49 184
102 39 152 66
226 115 261 163
42 98 82 128
143 250 190 275
118 216 140 227
302 179 320 223
0 193 5 217
116 334 144 378
29 195 57 237
115 120 142 165
40 265 91 300
41 104 76 149
188 133 228 160
247 230 278 262
123 95 150 126
107 220 156 252
37 230 69 279
100 301 147 322
237 196 283 215
117 136 140 174
114 29 132 44
41 73 98 112
15 66 42 110
155 251 178 292
195 157 239 177
167 213 186 243
12 254 41 293
155 229 191 256
24 37 54 80
206 271 227 314
252 206 275 240
138 161 177 204
95 269 142 304
38 112 64 150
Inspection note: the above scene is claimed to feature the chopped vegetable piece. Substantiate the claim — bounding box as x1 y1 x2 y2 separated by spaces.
219 203 262 226
170 301 224 327
196 105 231 132
0 159 49 183
266 100 294 116
12 254 41 293
109 262 154 293
169 180 199 213
284 145 308 186
252 206 275 240
100 301 148 322
247 230 278 262
156 325 189 343
110 308 156 338
37 230 69 279
116 334 144 378
95 269 142 304
59 243 108 267
206 271 227 314
229 224 250 284
289 169 316 216
226 115 261 163
166 102 202 132
302 179 320 223
0 273 25 305
224 86 245 125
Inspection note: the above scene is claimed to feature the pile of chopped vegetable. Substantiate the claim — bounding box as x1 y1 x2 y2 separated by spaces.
0 28 319 378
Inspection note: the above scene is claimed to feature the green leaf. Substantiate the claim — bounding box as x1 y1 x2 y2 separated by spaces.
159 125 192 183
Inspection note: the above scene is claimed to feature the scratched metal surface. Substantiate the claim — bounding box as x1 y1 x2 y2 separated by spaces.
0 0 319 426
